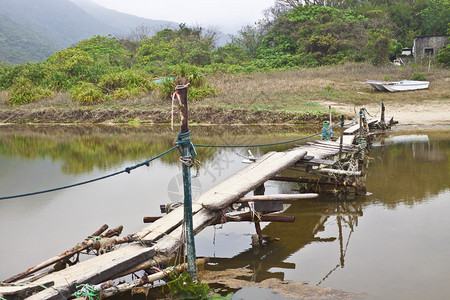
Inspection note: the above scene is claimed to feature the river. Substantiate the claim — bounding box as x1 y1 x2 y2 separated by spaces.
0 124 449 299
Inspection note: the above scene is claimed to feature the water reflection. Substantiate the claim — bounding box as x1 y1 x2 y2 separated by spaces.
199 131 450 294
0 124 311 175
367 133 449 207
207 199 362 284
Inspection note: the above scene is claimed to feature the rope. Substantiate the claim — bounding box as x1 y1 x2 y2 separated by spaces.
171 91 179 131
363 107 380 118
0 146 178 201
194 122 348 148
176 131 197 167
0 117 358 201
72 284 100 300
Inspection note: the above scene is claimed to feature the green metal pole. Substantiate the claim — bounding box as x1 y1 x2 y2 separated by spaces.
176 80 197 278
181 143 197 277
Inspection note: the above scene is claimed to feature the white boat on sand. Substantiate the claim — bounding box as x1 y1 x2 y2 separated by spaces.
367 80 429 92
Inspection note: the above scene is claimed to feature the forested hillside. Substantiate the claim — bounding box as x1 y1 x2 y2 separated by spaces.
0 15 59 64
0 0 114 48
0 0 448 107
0 0 177 64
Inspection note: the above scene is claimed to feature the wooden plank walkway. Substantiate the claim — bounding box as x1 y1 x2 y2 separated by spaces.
1 107 389 299
1 148 311 299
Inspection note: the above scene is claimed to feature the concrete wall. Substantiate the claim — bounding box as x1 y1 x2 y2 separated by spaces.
413 35 449 63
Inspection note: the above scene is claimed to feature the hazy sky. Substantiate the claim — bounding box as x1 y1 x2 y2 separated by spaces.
89 0 275 33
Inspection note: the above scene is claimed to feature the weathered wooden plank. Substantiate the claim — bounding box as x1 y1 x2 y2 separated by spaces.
303 149 336 159
342 135 355 145
302 146 339 156
343 123 360 134
198 149 307 210
297 158 336 166
151 209 219 255
304 144 339 152
134 203 203 241
0 281 54 299
24 244 155 300
312 141 356 151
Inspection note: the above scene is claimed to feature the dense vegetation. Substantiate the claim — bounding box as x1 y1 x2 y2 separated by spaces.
0 0 448 106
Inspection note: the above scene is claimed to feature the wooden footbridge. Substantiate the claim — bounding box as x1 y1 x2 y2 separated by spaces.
0 84 391 299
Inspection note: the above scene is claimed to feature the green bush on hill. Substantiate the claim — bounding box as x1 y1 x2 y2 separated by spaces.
1 1 449 105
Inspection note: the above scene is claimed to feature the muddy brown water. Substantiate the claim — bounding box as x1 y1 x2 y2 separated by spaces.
0 125 449 299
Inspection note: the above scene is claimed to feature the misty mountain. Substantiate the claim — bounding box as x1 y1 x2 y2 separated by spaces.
0 0 115 49
70 0 178 37
0 14 59 64
0 0 177 64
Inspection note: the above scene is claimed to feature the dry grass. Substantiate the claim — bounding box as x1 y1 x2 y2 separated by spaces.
0 63 448 124
205 62 450 111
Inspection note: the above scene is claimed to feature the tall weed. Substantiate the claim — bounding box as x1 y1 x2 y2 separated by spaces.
69 82 105 105
7 78 52 105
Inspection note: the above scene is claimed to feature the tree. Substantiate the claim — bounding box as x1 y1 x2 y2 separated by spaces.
137 24 216 67
419 0 450 35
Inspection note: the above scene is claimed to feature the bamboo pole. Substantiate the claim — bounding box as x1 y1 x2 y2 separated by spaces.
238 193 318 202
4 225 121 283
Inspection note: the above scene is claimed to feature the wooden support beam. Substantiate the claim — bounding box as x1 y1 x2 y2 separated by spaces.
215 213 295 224
270 176 356 188
238 193 318 202
317 168 362 176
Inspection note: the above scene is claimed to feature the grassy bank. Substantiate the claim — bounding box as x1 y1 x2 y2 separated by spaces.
1 63 449 125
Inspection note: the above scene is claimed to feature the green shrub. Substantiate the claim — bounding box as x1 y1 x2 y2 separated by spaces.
7 78 52 105
188 84 217 101
436 44 450 67
112 88 132 100
187 66 205 88
167 271 210 299
412 72 426 81
99 69 154 92
69 82 105 105
156 77 176 100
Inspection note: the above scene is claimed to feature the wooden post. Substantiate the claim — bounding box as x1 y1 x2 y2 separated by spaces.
253 184 265 245
359 108 363 144
339 115 344 159
329 105 332 128
175 78 197 279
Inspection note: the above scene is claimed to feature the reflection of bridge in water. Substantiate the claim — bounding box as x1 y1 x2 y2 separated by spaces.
208 199 363 284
